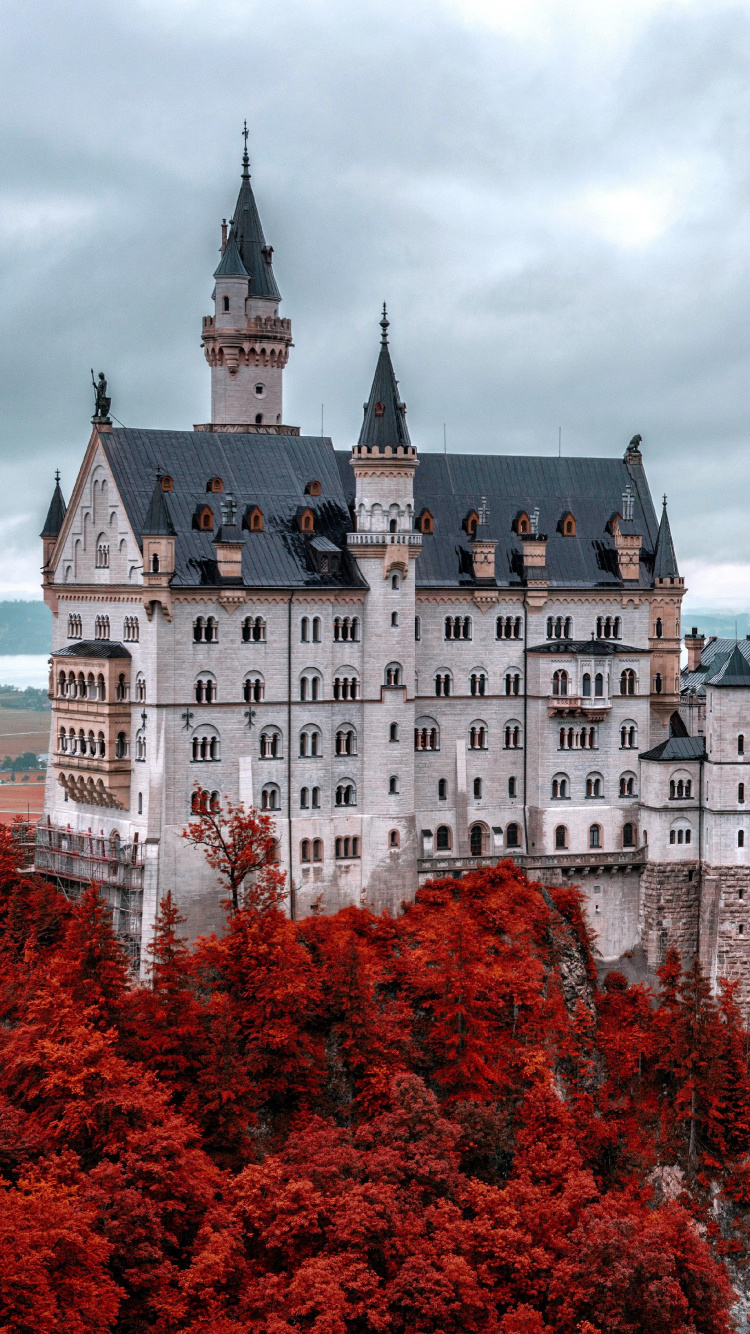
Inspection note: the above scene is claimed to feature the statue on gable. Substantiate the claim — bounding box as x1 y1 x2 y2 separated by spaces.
91 370 112 424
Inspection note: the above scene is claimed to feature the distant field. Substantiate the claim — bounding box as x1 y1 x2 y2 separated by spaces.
0 710 50 758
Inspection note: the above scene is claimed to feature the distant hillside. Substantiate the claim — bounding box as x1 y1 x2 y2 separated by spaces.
0 602 51 654
683 611 750 640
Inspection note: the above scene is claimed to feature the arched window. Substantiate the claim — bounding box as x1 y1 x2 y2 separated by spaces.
194 673 217 704
414 717 439 751
259 727 282 759
586 773 603 798
300 616 309 642
582 673 591 697
504 722 522 749
135 731 146 762
655 617 663 638
299 727 322 757
389 723 399 742
335 726 357 756
385 663 402 687
388 775 399 794
496 615 523 639
243 674 264 702
335 781 356 807
242 615 265 643
301 839 311 863
95 538 109 569
739 735 745 756
508 777 517 797
552 669 568 697
619 773 637 797
95 615 110 640
312 839 323 862
312 617 322 643
444 615 472 640
552 774 569 799
594 673 604 697
335 837 360 860
473 777 482 799
193 617 204 643
261 783 280 811
436 825 452 851
123 615 139 642
389 829 400 849
435 672 451 697
470 671 486 696
67 613 82 639
740 830 745 848
740 783 745 804
589 824 601 849
506 822 521 848
151 553 160 573
620 669 636 696
505 672 521 696
391 573 400 590
470 824 489 856
191 726 220 762
415 615 421 641
623 823 635 847
333 673 358 700
468 722 488 750
333 616 359 642
300 787 309 808
301 672 323 701
115 732 128 760
438 778 447 800
555 825 568 850
620 721 637 749
654 673 663 694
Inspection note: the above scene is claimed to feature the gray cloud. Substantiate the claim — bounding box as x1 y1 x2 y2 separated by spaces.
1 0 750 603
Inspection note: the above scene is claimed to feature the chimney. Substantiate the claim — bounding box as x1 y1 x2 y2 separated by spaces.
221 219 228 255
469 497 498 584
684 626 705 672
521 534 548 585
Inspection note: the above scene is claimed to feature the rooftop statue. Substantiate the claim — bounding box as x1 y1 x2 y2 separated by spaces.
91 369 112 424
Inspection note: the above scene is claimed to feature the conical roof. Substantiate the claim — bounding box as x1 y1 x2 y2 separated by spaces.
357 306 412 453
40 472 66 539
142 475 176 537
213 230 248 279
653 496 679 580
708 643 750 687
217 143 281 300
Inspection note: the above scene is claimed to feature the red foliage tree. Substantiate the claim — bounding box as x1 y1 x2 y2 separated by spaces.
182 788 286 912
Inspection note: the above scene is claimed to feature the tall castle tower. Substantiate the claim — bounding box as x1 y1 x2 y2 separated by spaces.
198 130 294 433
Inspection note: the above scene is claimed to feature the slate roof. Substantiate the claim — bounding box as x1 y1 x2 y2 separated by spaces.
213 231 248 280
41 474 66 539
681 638 750 697
358 309 411 453
653 498 680 579
98 429 361 590
221 151 281 301
527 639 643 656
142 476 176 536
640 735 707 762
54 641 132 659
337 450 660 589
707 643 750 687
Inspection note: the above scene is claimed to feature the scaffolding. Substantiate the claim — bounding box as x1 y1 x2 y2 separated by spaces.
32 820 145 970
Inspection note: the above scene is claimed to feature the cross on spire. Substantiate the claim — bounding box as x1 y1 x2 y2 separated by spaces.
380 302 389 344
478 496 490 525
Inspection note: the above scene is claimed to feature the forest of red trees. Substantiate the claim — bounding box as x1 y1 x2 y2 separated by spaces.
1 796 749 1333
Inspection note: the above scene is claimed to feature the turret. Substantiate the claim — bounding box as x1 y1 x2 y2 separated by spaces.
198 127 295 434
141 473 175 621
649 495 685 734
40 471 66 584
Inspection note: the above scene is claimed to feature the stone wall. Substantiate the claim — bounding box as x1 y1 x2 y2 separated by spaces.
640 861 701 970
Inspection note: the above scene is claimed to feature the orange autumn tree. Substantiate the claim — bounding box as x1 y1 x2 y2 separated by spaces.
182 787 286 912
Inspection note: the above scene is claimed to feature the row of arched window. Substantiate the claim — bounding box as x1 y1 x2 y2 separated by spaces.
67 614 82 639
560 727 597 749
552 772 637 800
427 823 522 853
95 615 110 640
189 666 527 702
596 617 622 639
550 668 637 697
56 670 145 702
554 823 636 850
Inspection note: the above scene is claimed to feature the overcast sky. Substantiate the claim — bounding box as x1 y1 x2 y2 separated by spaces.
1 0 750 609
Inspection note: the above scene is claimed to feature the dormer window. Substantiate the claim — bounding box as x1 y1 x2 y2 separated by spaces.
160 475 173 492
559 511 576 536
296 507 315 533
514 511 530 535
244 506 264 533
193 506 214 532
418 510 434 535
463 509 479 537
222 295 229 312
207 478 223 494
374 401 385 417
305 480 322 496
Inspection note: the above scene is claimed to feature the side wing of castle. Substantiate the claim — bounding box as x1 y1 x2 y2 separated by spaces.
36 145 750 1013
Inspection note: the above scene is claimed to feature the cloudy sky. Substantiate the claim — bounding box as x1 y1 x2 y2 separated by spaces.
1 0 750 610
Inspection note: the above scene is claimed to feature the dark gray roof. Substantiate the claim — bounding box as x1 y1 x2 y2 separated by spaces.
707 643 750 687
54 641 132 659
213 231 248 279
142 475 176 536
224 154 281 301
653 498 679 580
682 637 750 696
41 474 66 539
528 639 643 656
358 311 411 453
640 735 706 762
99 429 361 590
337 450 660 589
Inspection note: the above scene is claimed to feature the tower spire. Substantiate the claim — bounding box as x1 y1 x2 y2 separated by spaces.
242 119 250 179
380 302 389 344
356 308 412 455
653 494 679 581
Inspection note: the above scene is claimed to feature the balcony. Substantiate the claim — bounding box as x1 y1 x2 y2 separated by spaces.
547 694 611 720
418 845 647 878
347 532 423 549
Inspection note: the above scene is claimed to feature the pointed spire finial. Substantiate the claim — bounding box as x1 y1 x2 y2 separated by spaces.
242 120 250 178
663 493 668 507
54 469 60 484
380 302 389 345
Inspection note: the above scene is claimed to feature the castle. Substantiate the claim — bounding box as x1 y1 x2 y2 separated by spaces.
35 144 750 1007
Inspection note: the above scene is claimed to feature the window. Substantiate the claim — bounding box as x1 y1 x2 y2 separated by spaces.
301 672 323 701
740 784 745 804
299 728 322 757
312 839 323 861
436 826 452 851
301 839 311 862
135 674 145 703
586 774 603 798
740 830 745 848
654 673 663 695
596 616 622 640
506 823 521 848
385 663 402 688
582 673 591 697
301 836 324 864
138 792 143 815
620 722 637 749
261 783 280 811
470 824 488 856
192 728 220 761
333 616 359 642
67 614 82 639
194 673 217 704
438 778 447 800
496 616 523 639
555 825 568 850
301 617 309 642
388 775 399 794
207 477 223 493
300 787 309 809
95 539 109 569
623 823 635 847
391 612 399 626
242 615 265 643
389 723 399 742
594 673 604 697
259 728 282 759
619 774 636 797
552 775 569 799
335 781 356 807
508 777 517 798
435 673 451 697
123 615 139 642
389 829 400 849
444 615 472 640
504 723 522 749
115 732 128 760
335 837 360 859
589 824 601 849
655 617 663 638
150 553 160 573
135 731 146 762
670 830 675 845
335 727 357 756
333 674 358 700
620 669 636 696
243 674 264 702
469 723 487 750
223 294 230 311
740 735 745 756
391 574 400 590
473 777 482 799
415 616 421 641
95 615 110 640
505 672 521 696
546 616 572 639
552 669 568 697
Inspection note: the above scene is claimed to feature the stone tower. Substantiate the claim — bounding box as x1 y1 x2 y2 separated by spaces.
198 133 294 433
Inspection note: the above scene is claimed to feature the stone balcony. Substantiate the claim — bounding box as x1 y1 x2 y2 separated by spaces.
547 694 612 720
347 532 423 549
418 845 647 880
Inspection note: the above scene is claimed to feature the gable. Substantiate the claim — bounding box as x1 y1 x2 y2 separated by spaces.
54 437 143 587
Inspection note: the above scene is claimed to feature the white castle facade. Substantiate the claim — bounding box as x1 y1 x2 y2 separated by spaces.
36 148 750 1011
